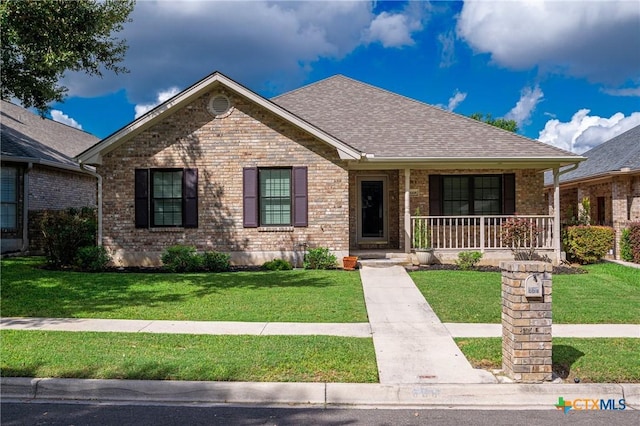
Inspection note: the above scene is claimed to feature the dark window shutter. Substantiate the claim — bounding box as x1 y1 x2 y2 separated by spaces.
134 169 149 228
503 173 516 215
243 167 258 227
429 174 442 216
183 168 198 228
292 166 308 227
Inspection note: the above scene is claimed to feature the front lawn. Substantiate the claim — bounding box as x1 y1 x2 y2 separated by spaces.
411 262 640 323
456 337 640 383
0 257 367 322
0 330 378 383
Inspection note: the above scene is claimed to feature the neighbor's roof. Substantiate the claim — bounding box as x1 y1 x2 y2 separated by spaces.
544 125 640 186
273 75 580 167
1 100 99 171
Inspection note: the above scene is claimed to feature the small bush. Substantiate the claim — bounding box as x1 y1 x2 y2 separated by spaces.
304 247 337 270
161 245 202 272
563 225 614 264
620 228 634 262
500 216 540 260
262 258 293 271
202 251 231 272
39 207 97 267
455 251 483 270
627 222 640 264
75 246 111 272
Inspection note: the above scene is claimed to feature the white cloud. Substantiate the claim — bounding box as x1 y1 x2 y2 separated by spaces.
505 85 544 127
538 109 640 153
438 30 456 68
602 87 640 97
134 87 180 119
456 1 640 86
365 11 422 48
439 89 467 112
50 110 83 130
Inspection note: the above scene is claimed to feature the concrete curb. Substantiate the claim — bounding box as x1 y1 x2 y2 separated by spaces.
2 378 638 410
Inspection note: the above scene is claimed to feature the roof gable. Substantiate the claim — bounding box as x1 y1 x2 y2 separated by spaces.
273 75 580 167
548 124 640 185
1 100 99 170
76 72 361 164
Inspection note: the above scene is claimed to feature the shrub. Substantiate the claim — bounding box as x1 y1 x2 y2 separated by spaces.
262 258 293 271
39 207 97 267
161 245 202 272
500 216 540 260
304 247 337 270
626 222 640 264
75 246 111 272
563 225 614 264
620 228 634 262
201 251 231 272
455 251 483 270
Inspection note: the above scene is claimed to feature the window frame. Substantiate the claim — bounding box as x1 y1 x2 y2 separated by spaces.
258 167 293 227
150 169 184 227
1 166 19 231
441 174 503 216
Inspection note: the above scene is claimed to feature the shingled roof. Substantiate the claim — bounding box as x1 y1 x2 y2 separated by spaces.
545 124 640 185
272 75 577 161
1 100 99 170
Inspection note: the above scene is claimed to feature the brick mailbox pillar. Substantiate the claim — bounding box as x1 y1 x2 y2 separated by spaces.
501 261 553 383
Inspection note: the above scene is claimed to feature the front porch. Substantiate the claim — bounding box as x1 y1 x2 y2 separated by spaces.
349 168 564 265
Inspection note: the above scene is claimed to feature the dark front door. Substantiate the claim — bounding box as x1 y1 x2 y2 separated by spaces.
361 180 385 239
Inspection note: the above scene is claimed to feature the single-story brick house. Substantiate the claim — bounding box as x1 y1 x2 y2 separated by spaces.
1 100 99 254
76 72 583 266
544 124 640 259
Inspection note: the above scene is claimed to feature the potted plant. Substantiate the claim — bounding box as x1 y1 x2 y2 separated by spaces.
413 208 434 265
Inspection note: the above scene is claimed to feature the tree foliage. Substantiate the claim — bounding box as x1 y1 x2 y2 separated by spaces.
1 0 135 114
470 112 518 133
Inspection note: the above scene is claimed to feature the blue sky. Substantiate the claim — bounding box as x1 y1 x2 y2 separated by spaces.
48 0 639 154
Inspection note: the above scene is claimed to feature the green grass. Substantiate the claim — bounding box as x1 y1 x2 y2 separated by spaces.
411 263 640 323
0 330 378 383
456 337 640 383
0 257 367 322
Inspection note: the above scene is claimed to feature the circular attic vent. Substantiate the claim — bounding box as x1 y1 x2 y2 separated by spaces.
208 95 232 117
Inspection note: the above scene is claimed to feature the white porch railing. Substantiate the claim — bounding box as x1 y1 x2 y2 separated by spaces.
410 215 555 251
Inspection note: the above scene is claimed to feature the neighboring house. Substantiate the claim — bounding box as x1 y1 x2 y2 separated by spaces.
544 125 640 259
1 100 99 254
76 72 582 266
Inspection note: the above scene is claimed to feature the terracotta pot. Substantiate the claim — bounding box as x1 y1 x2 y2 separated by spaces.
343 256 358 270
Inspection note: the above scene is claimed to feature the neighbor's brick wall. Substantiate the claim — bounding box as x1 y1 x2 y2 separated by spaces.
28 165 97 211
98 89 350 266
555 174 640 259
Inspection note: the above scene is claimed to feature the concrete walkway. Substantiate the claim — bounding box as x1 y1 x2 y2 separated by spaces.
359 265 497 385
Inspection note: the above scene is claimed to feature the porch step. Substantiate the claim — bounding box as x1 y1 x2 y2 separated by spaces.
352 252 414 268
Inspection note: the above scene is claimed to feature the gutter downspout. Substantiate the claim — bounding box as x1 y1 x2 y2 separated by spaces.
21 163 32 253
80 164 103 246
553 163 580 265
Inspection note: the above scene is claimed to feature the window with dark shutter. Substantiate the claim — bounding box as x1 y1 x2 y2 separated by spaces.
431 174 515 216
243 166 308 227
136 168 198 228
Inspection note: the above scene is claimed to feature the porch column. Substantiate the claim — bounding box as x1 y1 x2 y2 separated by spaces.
553 168 561 265
404 168 411 253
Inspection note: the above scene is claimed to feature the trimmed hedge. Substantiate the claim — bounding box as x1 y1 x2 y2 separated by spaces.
625 222 640 264
563 225 614 264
